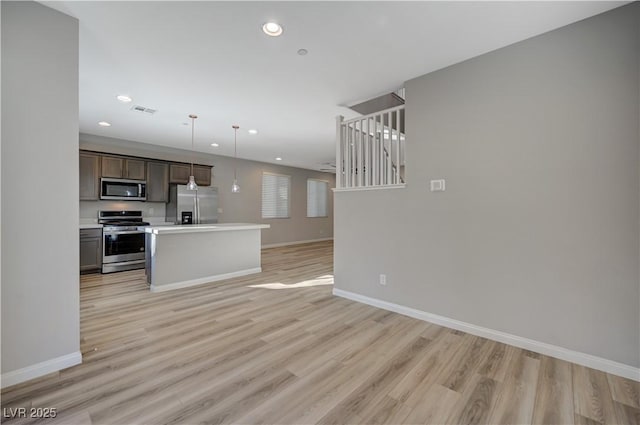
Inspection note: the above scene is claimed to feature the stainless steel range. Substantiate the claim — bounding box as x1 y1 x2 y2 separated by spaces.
99 211 149 273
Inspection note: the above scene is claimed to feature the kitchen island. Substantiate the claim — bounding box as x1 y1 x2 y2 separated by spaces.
145 223 270 292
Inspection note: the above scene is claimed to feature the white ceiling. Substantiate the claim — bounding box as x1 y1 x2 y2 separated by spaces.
45 1 623 171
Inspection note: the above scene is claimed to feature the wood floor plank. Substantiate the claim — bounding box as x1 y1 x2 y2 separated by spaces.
445 373 498 425
486 348 540 424
438 334 493 393
532 356 574 425
572 364 619 425
357 395 413 425
388 331 461 405
574 412 606 425
613 401 640 425
400 384 460 424
477 342 517 384
315 336 434 424
231 358 360 425
1 240 636 425
607 373 640 409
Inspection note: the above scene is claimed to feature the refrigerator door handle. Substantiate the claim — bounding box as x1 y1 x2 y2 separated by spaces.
196 195 200 224
193 196 197 224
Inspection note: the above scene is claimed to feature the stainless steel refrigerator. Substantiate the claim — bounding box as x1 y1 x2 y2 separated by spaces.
166 185 219 224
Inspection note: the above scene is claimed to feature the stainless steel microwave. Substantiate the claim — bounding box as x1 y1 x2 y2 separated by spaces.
100 178 147 201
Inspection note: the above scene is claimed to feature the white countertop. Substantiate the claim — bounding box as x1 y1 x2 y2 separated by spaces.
145 223 270 235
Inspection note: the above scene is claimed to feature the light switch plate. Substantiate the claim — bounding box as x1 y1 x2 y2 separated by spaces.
430 179 446 192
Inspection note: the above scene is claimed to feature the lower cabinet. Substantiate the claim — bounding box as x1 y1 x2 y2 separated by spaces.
80 228 102 274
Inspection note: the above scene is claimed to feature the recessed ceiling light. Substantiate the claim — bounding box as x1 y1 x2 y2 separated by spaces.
116 95 132 103
248 129 258 135
211 143 219 147
98 121 111 127
262 22 283 37
297 49 308 56
275 157 282 161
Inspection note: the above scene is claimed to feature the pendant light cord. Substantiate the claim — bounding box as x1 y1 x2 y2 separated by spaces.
233 125 239 181
191 116 195 175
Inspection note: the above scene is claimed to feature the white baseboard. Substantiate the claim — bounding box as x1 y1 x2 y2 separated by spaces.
150 267 262 292
262 237 333 249
1 351 82 388
333 288 640 382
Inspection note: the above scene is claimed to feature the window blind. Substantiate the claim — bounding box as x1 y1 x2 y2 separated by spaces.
262 173 290 218
307 179 328 217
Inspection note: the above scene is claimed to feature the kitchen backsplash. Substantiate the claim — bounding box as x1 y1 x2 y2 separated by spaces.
80 201 167 222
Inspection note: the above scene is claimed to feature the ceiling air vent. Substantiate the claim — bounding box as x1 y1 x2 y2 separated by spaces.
319 162 336 173
131 105 157 114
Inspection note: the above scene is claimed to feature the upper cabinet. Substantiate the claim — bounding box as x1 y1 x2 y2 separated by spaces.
124 159 146 180
101 156 146 180
194 165 212 186
101 156 124 178
169 163 191 184
80 150 213 201
79 153 101 200
169 163 212 186
146 162 169 202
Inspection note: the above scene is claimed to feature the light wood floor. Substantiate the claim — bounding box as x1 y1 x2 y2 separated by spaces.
1 241 638 424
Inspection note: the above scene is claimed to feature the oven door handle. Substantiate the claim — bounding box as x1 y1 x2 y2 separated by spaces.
104 230 145 235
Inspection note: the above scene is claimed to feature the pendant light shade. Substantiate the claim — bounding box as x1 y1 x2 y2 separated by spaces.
231 125 240 193
186 175 198 191
186 114 198 191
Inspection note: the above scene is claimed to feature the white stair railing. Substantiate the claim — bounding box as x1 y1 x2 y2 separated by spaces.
336 105 405 190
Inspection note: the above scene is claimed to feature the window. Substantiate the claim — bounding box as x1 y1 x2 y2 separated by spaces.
307 179 328 217
262 172 291 218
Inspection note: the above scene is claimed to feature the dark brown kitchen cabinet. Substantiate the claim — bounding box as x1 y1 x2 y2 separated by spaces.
146 161 169 202
124 159 146 180
101 156 124 178
169 163 191 184
102 156 145 180
169 163 212 186
81 150 212 197
194 165 212 186
79 153 101 200
80 228 102 274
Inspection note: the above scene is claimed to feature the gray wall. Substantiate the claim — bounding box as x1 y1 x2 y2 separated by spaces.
80 134 335 246
1 2 80 374
335 4 639 367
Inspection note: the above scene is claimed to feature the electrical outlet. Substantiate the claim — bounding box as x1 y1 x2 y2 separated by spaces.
379 274 387 285
430 179 446 192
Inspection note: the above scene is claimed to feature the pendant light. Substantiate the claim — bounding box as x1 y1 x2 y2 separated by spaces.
231 125 240 193
186 114 198 191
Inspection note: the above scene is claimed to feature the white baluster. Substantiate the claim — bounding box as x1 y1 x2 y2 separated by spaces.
387 111 392 185
395 109 401 184
336 116 343 189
